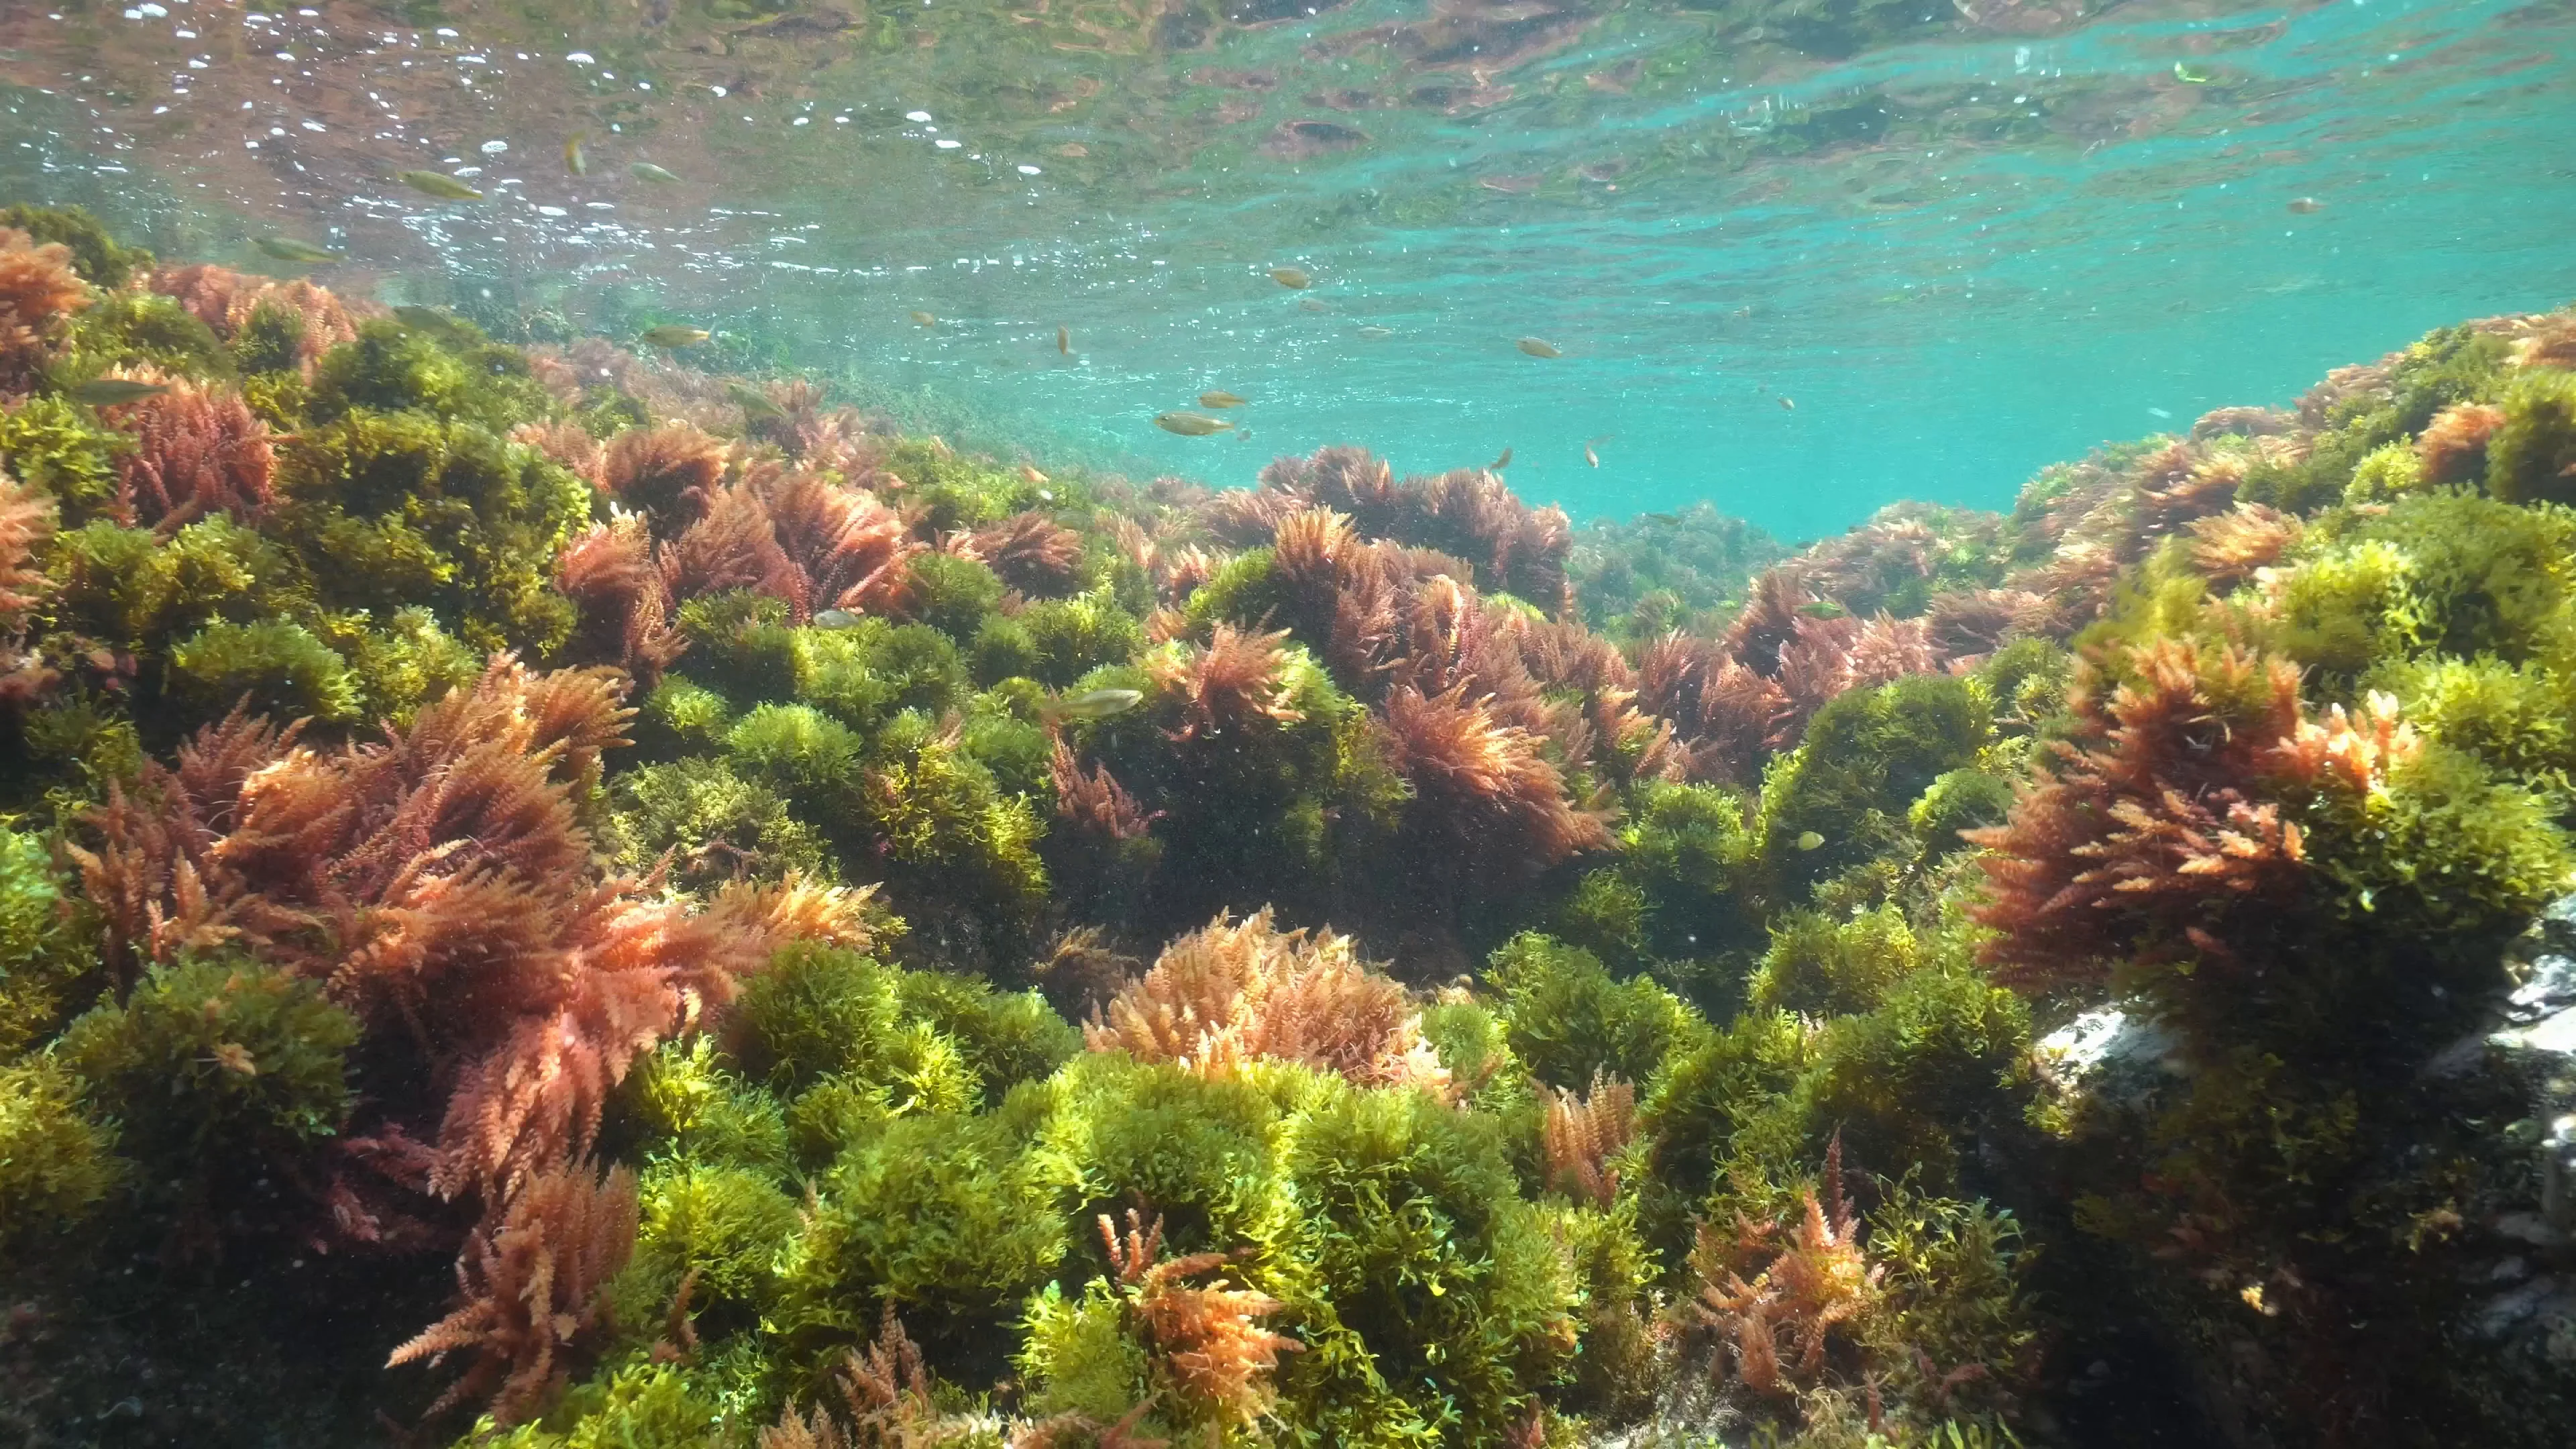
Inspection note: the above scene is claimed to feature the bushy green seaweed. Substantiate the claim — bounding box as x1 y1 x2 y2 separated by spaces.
168 618 362 723
307 317 554 431
272 410 592 653
0 822 95 1059
1488 932 1703 1091
49 291 229 384
1760 673 1992 892
58 954 358 1174
0 392 127 521
0 1058 120 1248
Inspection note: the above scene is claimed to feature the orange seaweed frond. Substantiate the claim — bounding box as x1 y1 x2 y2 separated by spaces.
1633 631 1724 728
66 660 792 1212
1269 504 1356 586
1542 1071 1637 1208
1147 623 1304 743
1966 639 2320 992
757 470 919 615
1686 1135 1884 1395
512 420 606 490
2188 504 2303 588
1157 543 1223 602
557 514 685 685
703 872 883 953
2510 313 2576 370
1006 1400 1170 1449
973 509 1086 596
1925 588 2056 661
0 471 56 622
2130 442 2247 545
112 380 276 529
1720 568 1816 678
1097 1210 1303 1427
2265 688 2417 796
1087 908 1448 1095
386 1159 639 1425
1053 737 1165 842
150 262 252 335
2416 402 2509 484
1244 447 1571 609
659 481 808 613
604 422 730 527
1378 684 1612 868
0 227 91 385
2191 405 2298 440
148 266 366 372
1203 485 1314 548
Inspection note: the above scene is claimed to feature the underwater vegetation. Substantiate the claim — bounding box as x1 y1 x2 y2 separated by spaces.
1 209 2573 1448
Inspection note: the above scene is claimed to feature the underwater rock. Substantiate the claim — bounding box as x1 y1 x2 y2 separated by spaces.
2034 1005 2185 1112
2481 896 2576 1234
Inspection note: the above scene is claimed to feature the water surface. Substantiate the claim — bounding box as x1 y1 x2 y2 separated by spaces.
3 0 2569 537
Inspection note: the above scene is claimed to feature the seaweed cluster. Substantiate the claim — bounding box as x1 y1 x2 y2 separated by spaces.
1 206 2572 1448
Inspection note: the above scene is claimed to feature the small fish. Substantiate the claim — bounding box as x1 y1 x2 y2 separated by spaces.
727 380 784 419
255 235 341 263
70 378 171 407
1155 411 1234 436
1517 337 1561 358
1489 447 1512 470
2147 406 2174 419
391 304 455 331
1236 428 1252 441
565 133 589 176
1198 390 1246 409
1779 396 1796 411
1057 325 1071 355
1585 443 1600 468
811 608 863 629
1356 325 1393 338
398 170 484 201
736 9 859 39
1299 299 1330 313
1044 687 1144 722
1794 830 1825 852
1269 266 1311 289
1796 600 1847 620
2286 197 2326 215
641 324 712 348
1021 464 1051 484
2172 61 2212 85
1642 511 1682 525
630 160 684 183
911 311 938 328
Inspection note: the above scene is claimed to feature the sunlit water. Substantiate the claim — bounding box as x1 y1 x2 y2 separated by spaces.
2 0 2569 539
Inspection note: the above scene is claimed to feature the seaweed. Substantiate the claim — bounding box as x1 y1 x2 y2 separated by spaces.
4 215 2569 1449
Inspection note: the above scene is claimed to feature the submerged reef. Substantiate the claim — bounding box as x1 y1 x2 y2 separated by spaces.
1 208 2573 1448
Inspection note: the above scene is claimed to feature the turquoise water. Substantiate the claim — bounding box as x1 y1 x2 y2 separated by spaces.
1 0 2570 537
